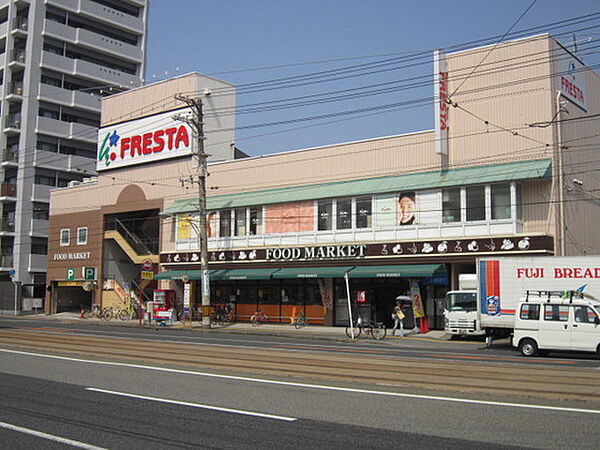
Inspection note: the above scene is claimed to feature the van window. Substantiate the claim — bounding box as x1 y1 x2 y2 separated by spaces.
573 306 598 324
543 304 569 322
520 303 540 320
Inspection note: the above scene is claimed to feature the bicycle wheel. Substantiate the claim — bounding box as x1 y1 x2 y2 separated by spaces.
370 324 387 340
345 324 361 338
118 310 129 321
102 309 113 321
82 308 91 319
226 312 234 323
251 316 261 327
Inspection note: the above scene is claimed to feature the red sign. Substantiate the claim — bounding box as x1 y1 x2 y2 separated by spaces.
141 259 154 272
356 290 367 303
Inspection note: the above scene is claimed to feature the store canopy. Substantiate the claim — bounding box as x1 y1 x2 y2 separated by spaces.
154 270 206 280
272 266 355 279
210 268 281 280
346 264 446 278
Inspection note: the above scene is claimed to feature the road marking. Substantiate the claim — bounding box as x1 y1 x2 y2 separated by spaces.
423 353 576 364
86 387 296 421
0 420 106 449
2 347 600 416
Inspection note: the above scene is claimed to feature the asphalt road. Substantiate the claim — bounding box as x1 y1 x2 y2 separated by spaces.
1 317 600 448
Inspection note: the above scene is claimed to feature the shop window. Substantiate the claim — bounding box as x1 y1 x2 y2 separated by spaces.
219 210 231 237
355 197 372 228
491 184 511 220
77 226 88 245
442 188 461 223
317 199 333 231
466 186 485 221
336 198 352 230
235 208 246 236
60 228 70 246
249 207 262 235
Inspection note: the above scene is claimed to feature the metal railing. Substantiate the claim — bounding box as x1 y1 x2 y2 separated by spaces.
3 149 18 163
10 48 26 64
108 217 158 255
13 16 28 31
1 183 17 197
1 254 13 267
10 81 23 96
5 113 21 129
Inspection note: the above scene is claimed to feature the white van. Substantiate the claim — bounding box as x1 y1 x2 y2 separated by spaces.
512 290 600 357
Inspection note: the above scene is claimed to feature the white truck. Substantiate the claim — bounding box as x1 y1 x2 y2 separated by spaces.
444 274 484 337
445 256 600 338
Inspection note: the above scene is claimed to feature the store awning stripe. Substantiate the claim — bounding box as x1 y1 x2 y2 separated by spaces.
346 264 446 278
272 266 355 279
154 270 211 280
162 159 552 214
210 268 281 280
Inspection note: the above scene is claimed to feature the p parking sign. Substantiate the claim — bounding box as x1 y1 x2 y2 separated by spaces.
67 268 75 281
83 267 97 280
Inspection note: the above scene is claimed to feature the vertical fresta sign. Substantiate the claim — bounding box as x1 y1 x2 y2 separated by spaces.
433 50 449 155
556 47 587 111
97 108 195 171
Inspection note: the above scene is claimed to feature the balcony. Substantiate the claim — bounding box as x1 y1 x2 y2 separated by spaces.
31 218 49 236
7 81 24 98
38 83 101 112
36 116 97 144
32 149 96 174
1 254 13 269
9 48 26 66
29 254 48 272
31 183 52 201
0 21 8 37
1 183 17 199
0 219 15 233
43 20 143 62
46 0 145 33
2 148 19 166
12 16 28 34
4 114 21 133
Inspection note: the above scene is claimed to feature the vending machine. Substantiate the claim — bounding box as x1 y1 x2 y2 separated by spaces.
153 289 175 322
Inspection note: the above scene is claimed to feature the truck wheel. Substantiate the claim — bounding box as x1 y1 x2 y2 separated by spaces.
596 344 600 358
519 338 538 357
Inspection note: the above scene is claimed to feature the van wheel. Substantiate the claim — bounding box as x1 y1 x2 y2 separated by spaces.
519 338 538 357
596 344 600 358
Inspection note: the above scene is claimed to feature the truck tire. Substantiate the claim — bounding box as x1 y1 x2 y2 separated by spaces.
519 338 538 357
596 344 600 358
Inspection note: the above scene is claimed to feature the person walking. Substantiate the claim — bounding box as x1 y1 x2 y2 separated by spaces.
391 299 406 337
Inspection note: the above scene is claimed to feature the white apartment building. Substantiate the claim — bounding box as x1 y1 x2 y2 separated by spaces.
0 0 147 314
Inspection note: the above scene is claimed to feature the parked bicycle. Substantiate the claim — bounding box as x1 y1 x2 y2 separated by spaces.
250 309 267 326
345 319 386 340
292 312 309 329
81 304 111 320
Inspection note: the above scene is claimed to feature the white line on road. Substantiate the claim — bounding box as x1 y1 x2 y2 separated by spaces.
2 347 600 416
86 387 296 421
0 420 107 449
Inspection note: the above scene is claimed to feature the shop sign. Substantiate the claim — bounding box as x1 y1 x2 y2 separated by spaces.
161 235 553 265
53 252 91 261
141 271 154 280
58 281 84 287
97 107 194 172
66 268 75 281
141 259 154 272
356 291 367 303
557 48 587 111
433 49 449 155
82 267 97 280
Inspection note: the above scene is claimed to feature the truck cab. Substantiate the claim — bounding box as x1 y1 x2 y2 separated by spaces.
512 290 600 357
444 274 484 336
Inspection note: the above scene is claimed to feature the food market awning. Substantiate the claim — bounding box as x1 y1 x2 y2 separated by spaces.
346 264 446 278
209 268 281 280
272 266 355 279
154 270 203 280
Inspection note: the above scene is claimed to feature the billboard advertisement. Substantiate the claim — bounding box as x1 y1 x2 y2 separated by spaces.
556 47 587 111
97 107 195 171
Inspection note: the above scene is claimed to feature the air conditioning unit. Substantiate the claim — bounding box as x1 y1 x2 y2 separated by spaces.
67 180 80 187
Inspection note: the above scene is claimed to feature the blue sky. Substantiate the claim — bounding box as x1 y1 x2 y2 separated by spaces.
145 1 600 157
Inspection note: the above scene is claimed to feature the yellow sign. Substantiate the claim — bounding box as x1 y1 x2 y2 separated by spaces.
141 271 154 280
409 279 425 318
58 281 84 287
177 214 193 240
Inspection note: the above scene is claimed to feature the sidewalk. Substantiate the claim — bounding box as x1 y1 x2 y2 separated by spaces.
15 312 449 342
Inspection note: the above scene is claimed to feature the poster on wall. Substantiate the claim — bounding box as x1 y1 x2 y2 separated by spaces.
207 212 218 238
397 192 416 225
177 215 193 240
266 201 314 234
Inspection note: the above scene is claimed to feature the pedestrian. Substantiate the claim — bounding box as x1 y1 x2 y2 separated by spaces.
391 300 406 336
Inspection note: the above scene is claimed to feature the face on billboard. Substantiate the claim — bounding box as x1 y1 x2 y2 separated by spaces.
97 108 194 171
397 192 416 225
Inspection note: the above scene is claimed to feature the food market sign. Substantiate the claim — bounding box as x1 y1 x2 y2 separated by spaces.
97 108 194 171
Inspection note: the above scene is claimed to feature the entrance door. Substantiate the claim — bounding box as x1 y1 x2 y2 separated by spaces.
571 305 600 352
539 304 571 350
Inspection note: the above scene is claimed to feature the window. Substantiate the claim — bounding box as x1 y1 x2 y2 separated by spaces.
219 210 231 237
317 200 332 231
60 228 70 246
466 186 485 221
574 306 598 324
336 198 352 230
491 184 511 219
520 303 540 320
355 197 372 228
33 202 49 220
234 208 246 236
249 207 262 235
515 184 523 220
77 227 88 245
442 188 461 223
543 304 569 322
31 237 48 255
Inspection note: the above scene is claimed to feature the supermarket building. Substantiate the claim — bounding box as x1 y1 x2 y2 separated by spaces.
45 34 600 328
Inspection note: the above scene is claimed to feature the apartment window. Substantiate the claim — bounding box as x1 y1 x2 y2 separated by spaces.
336 198 352 230
249 207 263 235
442 188 461 223
235 208 246 236
219 210 231 237
31 238 48 255
77 227 88 245
466 186 485 221
317 200 333 231
491 184 511 220
356 197 372 229
60 229 70 246
33 202 49 220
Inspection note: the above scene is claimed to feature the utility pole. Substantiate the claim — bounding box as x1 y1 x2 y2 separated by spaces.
174 94 211 328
